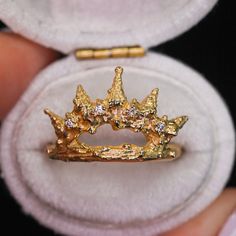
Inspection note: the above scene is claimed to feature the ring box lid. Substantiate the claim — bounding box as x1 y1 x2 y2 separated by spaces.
0 0 217 54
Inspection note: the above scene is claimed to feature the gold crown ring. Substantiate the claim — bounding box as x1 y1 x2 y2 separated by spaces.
44 66 188 162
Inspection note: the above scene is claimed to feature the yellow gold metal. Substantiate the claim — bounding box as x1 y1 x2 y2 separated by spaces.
75 46 145 60
44 66 188 162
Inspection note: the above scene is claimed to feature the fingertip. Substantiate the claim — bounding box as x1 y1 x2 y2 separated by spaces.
0 32 61 119
162 188 236 236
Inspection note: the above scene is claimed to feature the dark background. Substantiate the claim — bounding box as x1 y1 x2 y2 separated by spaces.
0 1 235 235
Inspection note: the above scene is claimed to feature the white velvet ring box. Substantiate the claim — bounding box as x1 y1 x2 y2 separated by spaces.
0 1 235 236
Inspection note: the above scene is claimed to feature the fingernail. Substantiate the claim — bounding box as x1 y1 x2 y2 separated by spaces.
219 210 236 236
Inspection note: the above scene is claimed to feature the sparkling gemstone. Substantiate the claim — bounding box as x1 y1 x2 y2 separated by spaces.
127 107 137 117
65 119 74 128
155 122 165 133
95 104 105 115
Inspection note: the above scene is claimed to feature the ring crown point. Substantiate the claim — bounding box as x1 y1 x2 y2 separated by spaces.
44 108 50 114
115 66 123 75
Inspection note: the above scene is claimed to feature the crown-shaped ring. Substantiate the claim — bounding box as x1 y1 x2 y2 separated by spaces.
44 66 188 162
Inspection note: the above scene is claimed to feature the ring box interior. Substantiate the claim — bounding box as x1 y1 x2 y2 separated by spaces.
0 1 235 235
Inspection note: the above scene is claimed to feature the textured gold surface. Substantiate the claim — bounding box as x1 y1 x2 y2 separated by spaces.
75 46 145 60
44 66 188 162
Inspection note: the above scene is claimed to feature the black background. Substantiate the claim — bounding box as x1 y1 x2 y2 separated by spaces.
0 1 235 235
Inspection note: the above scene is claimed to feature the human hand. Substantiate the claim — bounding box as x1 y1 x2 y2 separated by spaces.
0 32 60 119
0 32 235 236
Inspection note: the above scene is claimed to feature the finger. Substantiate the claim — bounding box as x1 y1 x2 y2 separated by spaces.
0 32 61 119
162 188 236 236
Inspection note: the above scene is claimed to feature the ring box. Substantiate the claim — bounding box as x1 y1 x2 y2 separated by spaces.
0 1 235 235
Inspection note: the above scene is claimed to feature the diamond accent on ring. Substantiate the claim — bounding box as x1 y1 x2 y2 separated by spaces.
65 119 74 128
155 122 165 133
95 104 105 115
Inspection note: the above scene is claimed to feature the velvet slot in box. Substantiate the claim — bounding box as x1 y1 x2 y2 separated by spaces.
0 1 235 235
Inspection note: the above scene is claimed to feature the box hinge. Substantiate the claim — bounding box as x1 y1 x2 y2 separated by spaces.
75 45 145 60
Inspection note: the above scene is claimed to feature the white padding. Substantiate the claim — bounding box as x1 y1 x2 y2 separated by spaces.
0 0 217 53
0 52 235 236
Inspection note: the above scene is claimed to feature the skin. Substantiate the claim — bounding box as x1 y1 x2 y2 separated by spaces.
163 188 236 236
0 32 60 118
0 32 235 235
